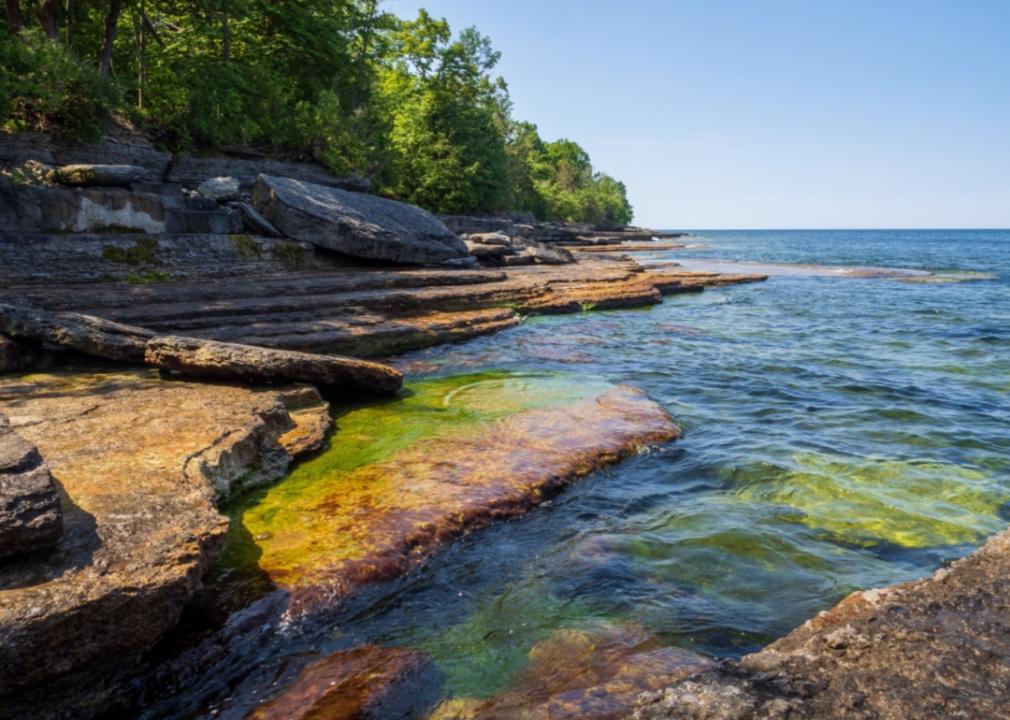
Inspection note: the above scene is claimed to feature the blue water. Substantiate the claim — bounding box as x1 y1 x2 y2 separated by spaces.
177 230 1010 717
362 230 1010 693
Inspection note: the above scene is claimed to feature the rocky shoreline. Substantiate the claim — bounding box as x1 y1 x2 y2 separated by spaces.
0 131 1005 719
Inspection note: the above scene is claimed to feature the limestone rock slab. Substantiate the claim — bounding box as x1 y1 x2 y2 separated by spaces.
252 175 468 265
0 370 307 694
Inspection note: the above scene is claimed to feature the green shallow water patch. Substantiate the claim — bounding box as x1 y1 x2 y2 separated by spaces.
409 583 601 699
215 372 615 588
729 452 1006 548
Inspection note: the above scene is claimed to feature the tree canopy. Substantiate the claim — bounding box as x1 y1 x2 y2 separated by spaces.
1 0 632 225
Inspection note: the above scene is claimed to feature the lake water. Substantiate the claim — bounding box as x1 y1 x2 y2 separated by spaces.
181 230 1010 717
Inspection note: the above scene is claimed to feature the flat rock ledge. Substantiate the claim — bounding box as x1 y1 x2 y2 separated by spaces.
0 303 403 395
0 370 330 697
632 527 1010 720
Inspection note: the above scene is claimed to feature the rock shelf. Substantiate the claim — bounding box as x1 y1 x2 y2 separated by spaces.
0 370 329 697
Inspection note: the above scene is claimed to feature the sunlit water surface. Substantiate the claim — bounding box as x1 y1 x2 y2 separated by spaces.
200 230 1010 715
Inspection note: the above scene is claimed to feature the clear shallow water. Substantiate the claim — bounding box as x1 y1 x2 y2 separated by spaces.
201 230 1010 715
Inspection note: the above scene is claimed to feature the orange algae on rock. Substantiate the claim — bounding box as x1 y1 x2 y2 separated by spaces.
217 373 678 613
247 645 437 720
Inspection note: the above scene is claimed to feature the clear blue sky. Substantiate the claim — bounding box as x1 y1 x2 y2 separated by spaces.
391 0 1009 229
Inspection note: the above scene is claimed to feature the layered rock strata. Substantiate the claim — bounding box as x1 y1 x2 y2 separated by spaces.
0 304 404 394
0 370 329 697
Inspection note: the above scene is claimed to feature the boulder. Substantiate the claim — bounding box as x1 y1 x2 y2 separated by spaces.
145 335 403 395
464 240 511 261
47 164 147 187
525 242 575 265
0 419 63 559
196 175 241 201
252 174 468 265
466 232 512 246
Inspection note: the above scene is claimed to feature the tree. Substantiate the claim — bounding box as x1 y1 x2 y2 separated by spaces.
0 1 633 223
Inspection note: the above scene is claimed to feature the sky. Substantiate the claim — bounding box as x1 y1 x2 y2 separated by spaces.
390 0 1010 229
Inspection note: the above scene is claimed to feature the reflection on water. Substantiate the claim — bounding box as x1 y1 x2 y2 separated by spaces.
202 229 1010 717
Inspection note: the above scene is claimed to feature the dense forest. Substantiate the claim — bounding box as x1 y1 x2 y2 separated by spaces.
0 0 633 225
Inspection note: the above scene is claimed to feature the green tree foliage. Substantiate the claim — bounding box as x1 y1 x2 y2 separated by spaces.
0 1 632 223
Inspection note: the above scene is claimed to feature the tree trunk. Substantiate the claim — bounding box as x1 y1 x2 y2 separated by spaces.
38 0 58 39
5 0 22 33
221 11 230 60
99 0 123 78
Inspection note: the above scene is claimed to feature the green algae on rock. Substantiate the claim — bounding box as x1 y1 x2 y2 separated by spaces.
215 373 678 614
427 621 711 720
729 452 1006 548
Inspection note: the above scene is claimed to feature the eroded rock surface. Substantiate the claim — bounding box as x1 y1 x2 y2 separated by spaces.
632 528 1010 720
0 418 62 560
252 174 468 265
0 370 323 696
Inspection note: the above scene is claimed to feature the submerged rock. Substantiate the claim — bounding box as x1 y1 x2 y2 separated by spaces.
0 419 62 560
430 623 712 720
252 174 469 265
633 527 1010 719
248 645 441 720
0 370 322 699
222 382 678 615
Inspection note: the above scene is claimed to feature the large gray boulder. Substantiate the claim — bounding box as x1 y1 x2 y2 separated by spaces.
0 418 63 560
196 175 241 201
252 174 468 265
